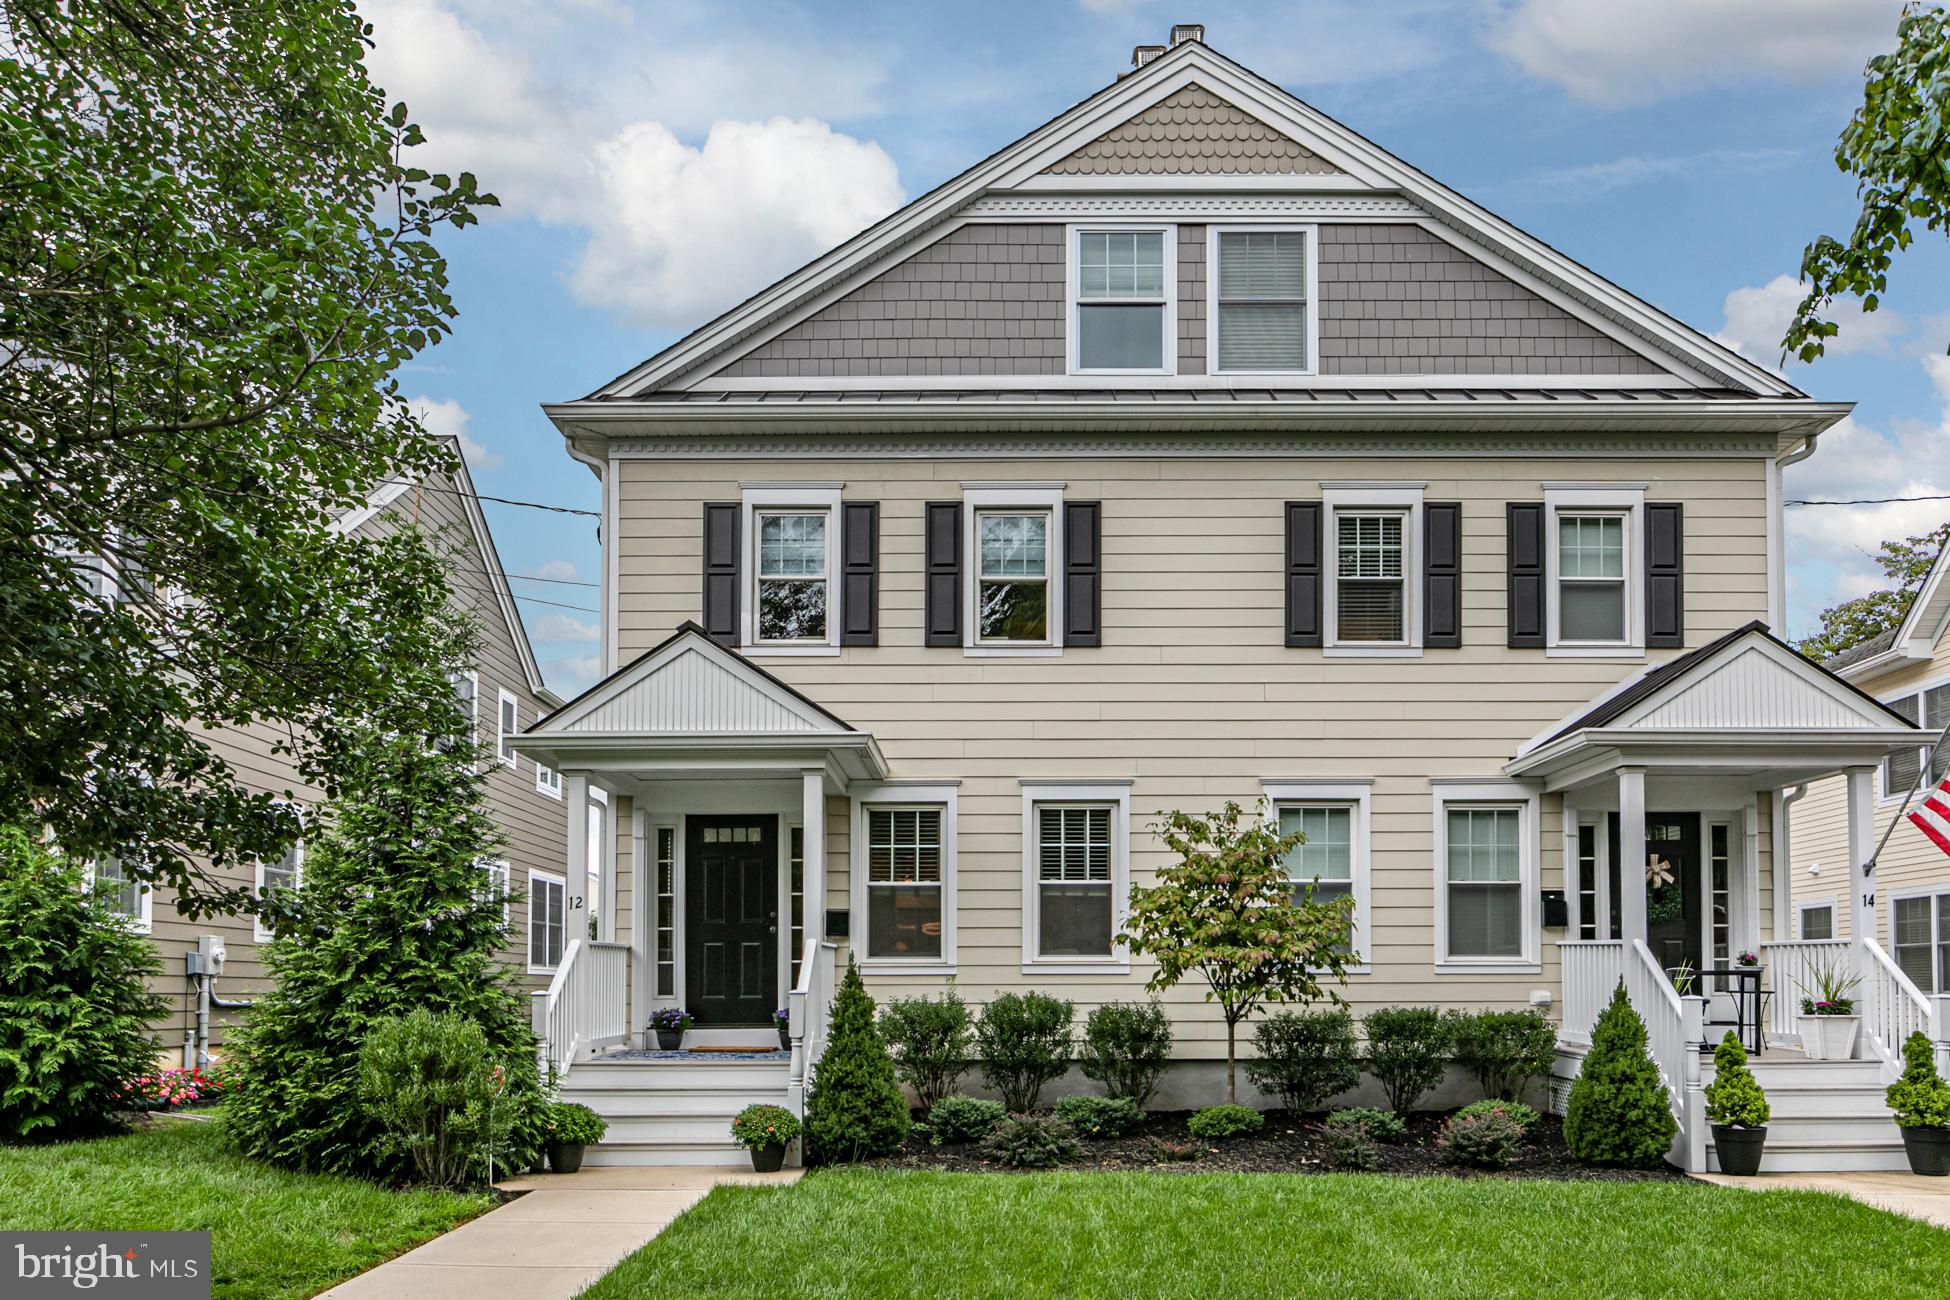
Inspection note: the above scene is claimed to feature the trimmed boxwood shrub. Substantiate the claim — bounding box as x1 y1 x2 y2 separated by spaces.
1886 1031 1950 1128
803 956 911 1164
982 1113 1080 1168
1077 1000 1173 1107
1447 1009 1557 1102
1246 1009 1361 1115
1563 982 1678 1168
0 827 168 1141
1363 1006 1452 1116
880 987 973 1111
1054 1094 1144 1139
1187 1103 1264 1139
1704 1032 1770 1129
975 992 1074 1113
926 1094 1007 1145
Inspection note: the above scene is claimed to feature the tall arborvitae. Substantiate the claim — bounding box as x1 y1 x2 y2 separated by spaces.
803 956 911 1164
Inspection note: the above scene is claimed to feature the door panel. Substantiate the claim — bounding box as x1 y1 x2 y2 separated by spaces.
685 816 779 1026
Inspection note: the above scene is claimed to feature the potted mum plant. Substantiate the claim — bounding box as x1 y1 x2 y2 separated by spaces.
1703 1031 1769 1175
1886 1031 1950 1176
544 1101 607 1173
651 1007 693 1051
773 1007 792 1051
731 1102 802 1172
1795 958 1862 1060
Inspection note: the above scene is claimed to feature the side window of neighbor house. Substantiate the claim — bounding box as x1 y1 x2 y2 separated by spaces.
90 855 151 933
254 845 303 942
528 871 565 971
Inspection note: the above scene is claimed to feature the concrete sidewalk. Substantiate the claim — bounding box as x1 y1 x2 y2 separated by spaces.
316 1164 799 1300
1692 1170 1950 1229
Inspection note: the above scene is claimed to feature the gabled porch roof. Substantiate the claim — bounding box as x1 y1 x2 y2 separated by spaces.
1506 622 1922 792
510 622 886 787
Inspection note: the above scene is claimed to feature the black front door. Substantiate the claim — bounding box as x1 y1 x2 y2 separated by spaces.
686 816 779 1026
1645 813 1701 973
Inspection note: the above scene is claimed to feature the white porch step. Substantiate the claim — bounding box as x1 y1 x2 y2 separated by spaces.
1705 1135 1909 1173
583 1141 759 1167
559 1054 794 1167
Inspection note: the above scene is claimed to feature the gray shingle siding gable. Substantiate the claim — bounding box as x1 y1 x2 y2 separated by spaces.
704 221 1667 382
1317 225 1663 375
716 224 1065 378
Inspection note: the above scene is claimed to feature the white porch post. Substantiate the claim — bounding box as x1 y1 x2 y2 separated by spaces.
1618 767 1648 945
801 768 826 958
564 773 590 934
1740 795 1762 957
1846 765 1876 946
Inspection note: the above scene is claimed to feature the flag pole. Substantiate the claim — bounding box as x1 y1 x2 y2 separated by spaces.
1863 713 1950 877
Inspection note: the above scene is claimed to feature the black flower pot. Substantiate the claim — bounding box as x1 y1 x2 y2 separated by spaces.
1711 1125 1766 1176
749 1142 787 1173
777 1027 791 1051
546 1141 585 1174
1901 1126 1950 1177
655 1029 684 1052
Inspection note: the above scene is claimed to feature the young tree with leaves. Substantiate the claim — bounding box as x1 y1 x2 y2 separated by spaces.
1797 520 1950 660
1785 3 1950 362
0 2 495 915
1121 801 1357 1104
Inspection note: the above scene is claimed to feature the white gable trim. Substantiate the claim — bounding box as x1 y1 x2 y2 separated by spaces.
531 625 854 737
590 40 1790 402
1609 634 1903 735
1889 540 1950 668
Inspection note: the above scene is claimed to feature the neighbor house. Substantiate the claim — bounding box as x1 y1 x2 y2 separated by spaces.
1788 532 1950 994
86 445 570 1066
512 29 1941 1171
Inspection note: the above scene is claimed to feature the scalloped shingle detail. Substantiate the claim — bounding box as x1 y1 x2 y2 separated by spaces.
1043 84 1344 176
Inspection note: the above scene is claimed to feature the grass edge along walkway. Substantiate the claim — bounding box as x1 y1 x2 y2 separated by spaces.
578 1167 1950 1300
0 1117 492 1300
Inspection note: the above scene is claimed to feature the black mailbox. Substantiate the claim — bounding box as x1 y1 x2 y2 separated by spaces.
1540 889 1569 929
825 908 850 940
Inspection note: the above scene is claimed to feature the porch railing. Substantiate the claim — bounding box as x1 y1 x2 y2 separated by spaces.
530 939 630 1080
1858 935 1934 1081
1757 939 1850 1045
1558 940 1625 1044
1624 938 1705 1171
787 940 840 1118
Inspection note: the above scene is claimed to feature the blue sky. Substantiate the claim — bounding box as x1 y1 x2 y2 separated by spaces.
366 0 1950 694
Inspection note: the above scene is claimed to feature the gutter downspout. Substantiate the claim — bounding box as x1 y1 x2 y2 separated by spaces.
559 430 614 677
1773 783 1808 942
1771 432 1822 633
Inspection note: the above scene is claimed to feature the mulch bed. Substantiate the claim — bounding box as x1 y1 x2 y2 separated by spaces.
866 1110 1686 1182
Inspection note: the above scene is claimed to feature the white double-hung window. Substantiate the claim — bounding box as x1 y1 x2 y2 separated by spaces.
528 870 566 973
1021 781 1130 972
497 689 519 768
963 485 1063 653
1879 681 1950 802
741 485 841 653
88 855 151 934
1324 484 1423 653
1070 226 1173 374
1208 226 1314 373
850 783 958 974
254 845 304 942
1266 780 1372 969
1893 890 1950 993
1433 780 1539 973
1545 484 1643 654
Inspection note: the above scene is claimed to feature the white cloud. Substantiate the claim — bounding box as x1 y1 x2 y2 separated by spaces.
1502 147 1797 203
409 395 502 469
545 653 603 694
1483 0 1903 105
570 117 904 328
529 612 599 643
531 559 583 583
1713 274 1910 369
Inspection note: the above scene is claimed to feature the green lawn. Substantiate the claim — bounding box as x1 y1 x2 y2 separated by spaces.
580 1168 1950 1300
0 1116 491 1300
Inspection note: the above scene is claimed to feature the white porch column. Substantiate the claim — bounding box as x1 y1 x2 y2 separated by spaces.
801 768 826 964
1740 795 1762 957
1618 767 1648 945
564 773 590 934
1846 765 1876 945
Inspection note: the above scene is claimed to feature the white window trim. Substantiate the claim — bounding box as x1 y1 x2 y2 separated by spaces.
496 688 520 769
1263 779 1372 974
849 781 960 976
963 485 1065 656
1020 779 1132 974
740 484 843 656
536 761 563 799
1544 484 1645 657
86 858 152 935
1066 222 1177 377
1876 675 1946 806
1889 886 1948 993
1798 896 1838 942
1431 778 1541 974
479 858 511 929
528 869 566 975
253 844 305 943
1323 483 1424 658
1204 223 1319 377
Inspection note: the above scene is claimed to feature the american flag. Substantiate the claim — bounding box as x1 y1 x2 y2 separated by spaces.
1908 775 1950 857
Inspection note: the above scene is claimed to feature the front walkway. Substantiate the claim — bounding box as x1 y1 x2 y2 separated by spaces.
316 1165 800 1300
1693 1171 1950 1229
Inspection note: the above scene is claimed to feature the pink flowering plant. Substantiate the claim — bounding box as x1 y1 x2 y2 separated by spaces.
119 1065 230 1111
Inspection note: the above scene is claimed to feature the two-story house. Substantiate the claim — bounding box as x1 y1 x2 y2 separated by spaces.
512 29 1936 1171
89 444 571 1068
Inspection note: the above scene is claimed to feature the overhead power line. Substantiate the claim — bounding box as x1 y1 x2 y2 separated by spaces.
1787 494 1950 508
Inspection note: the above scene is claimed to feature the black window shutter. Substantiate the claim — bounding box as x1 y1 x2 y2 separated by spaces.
1506 502 1545 648
1063 501 1102 647
701 502 739 646
1285 502 1323 648
1646 502 1684 649
1424 502 1462 649
923 502 962 647
840 501 879 646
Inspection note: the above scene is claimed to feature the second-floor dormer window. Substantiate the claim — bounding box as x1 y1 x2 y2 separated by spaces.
1210 226 1313 373
1071 226 1172 374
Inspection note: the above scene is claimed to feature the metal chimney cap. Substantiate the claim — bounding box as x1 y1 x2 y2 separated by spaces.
1131 43 1168 68
1170 23 1205 46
